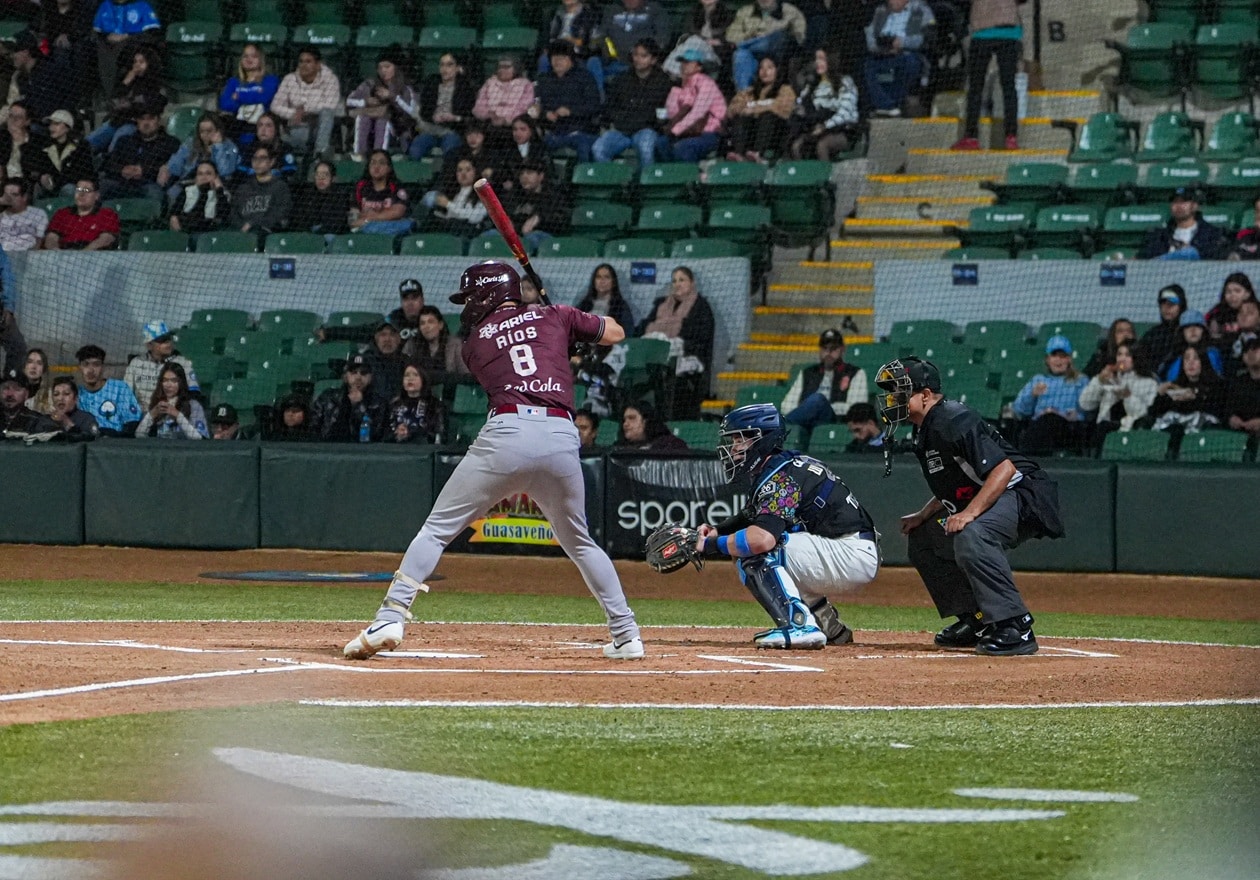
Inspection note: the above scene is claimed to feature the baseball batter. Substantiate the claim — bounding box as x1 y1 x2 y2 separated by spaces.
345 261 644 660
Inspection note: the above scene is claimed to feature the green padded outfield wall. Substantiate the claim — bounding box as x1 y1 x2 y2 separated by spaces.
0 444 85 545
84 443 259 548
259 444 435 551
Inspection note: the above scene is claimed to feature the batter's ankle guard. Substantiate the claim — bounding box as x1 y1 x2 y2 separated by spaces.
378 597 415 622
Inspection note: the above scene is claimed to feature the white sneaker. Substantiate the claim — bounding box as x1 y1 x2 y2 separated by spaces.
753 625 826 650
343 620 404 659
602 637 645 660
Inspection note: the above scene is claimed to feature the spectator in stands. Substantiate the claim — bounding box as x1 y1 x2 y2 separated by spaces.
594 0 673 85
8 28 78 122
0 101 46 189
168 160 229 237
1135 283 1188 375
658 48 727 162
441 119 495 186
48 375 100 437
406 52 476 162
543 0 603 84
35 108 95 198
311 351 389 443
99 104 178 202
209 403 243 440
364 320 407 402
390 278 426 354
472 54 535 149
158 112 241 203
1224 337 1260 442
1159 309 1224 382
236 112 297 179
289 159 348 237
726 0 806 92
616 399 689 450
1230 194 1260 260
1078 341 1158 449
1138 187 1229 261
532 41 601 163
44 177 120 249
0 365 58 434
419 156 487 239
635 265 715 419
348 149 413 237
134 361 207 439
346 49 416 162
501 156 571 250
789 48 860 160
388 359 445 444
122 319 200 405
0 178 49 250
75 343 142 433
680 0 736 93
843 401 885 453
1011 334 1089 456
265 393 315 441
412 304 468 382
92 0 160 100
229 143 291 235
40 0 97 106
780 327 868 440
575 408 601 449
270 45 342 160
219 42 280 143
1083 317 1137 377
577 263 636 330
87 44 164 153
1205 271 1258 345
1223 299 1259 374
592 39 671 167
0 248 21 369
724 55 794 163
21 347 54 414
494 115 550 192
950 0 1022 151
1149 346 1225 444
863 0 934 117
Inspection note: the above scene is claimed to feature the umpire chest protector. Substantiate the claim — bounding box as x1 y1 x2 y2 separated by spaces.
749 452 874 539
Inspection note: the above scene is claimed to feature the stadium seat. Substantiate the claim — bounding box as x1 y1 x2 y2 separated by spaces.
1207 160 1260 204
672 238 738 259
804 425 850 457
1036 321 1104 351
327 234 398 255
764 160 835 260
264 232 326 254
249 354 311 397
1065 163 1139 208
1135 112 1203 162
670 420 719 448
570 202 633 241
1102 430 1171 461
632 204 702 243
354 24 416 79
221 331 264 361
1146 0 1200 26
241 0 284 24
478 27 540 77
618 337 673 404
392 159 435 186
195 231 259 253
309 340 363 378
361 0 408 26
1202 111 1260 161
955 386 1003 419
289 24 352 82
333 158 365 181
165 105 204 143
469 233 518 258
637 162 700 205
187 309 252 334
165 22 223 94
963 321 1031 361
843 341 898 370
1177 431 1251 462
1018 247 1086 260
108 198 162 231
399 233 465 256
481 2 524 27
325 311 383 332
1052 113 1139 163
450 383 489 444
993 350 1048 396
979 163 1069 206
735 384 785 408
571 162 635 203
416 25 478 79
537 236 601 257
1194 23 1255 103
227 21 287 59
419 2 464 27
1104 22 1193 101
947 203 1036 255
940 362 995 390
698 160 766 204
704 203 772 287
257 310 322 338
126 230 189 252
299 1 346 26
1031 205 1100 254
604 237 668 259
596 417 620 446
1198 203 1243 233
888 320 958 350
1098 204 1169 252
1216 0 1260 24
941 246 1010 259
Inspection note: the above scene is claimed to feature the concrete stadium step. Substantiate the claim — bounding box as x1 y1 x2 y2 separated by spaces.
826 239 958 261
842 217 961 237
749 329 873 346
752 305 874 336
762 288 874 311
730 349 818 376
932 89 1105 122
905 117 1080 151
855 195 991 223
905 147 1068 176
863 173 989 200
773 260 873 288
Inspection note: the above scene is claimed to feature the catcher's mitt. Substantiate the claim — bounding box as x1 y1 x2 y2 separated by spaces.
645 523 704 574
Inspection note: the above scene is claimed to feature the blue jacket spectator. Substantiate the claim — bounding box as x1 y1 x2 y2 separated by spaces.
160 112 241 200
533 41 601 162
92 0 162 101
219 43 281 141
1013 334 1090 455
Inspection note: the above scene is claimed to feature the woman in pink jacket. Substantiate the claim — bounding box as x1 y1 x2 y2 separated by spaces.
657 48 727 163
472 54 535 149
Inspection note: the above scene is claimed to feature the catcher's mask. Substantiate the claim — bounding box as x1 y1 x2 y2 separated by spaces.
718 403 787 483
449 260 522 328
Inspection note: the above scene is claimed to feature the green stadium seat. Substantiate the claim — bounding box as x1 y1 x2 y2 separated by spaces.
289 24 352 81
392 159 436 186
704 203 772 284
537 236 601 257
221 331 262 360
698 160 766 204
1104 23 1193 100
1098 204 1169 252
195 231 259 253
1194 23 1255 102
354 25 417 80
165 22 223 94
249 354 312 398
361 0 408 26
443 312 461 336
804 424 851 457
1065 163 1139 208
165 105 204 143
309 340 363 378
419 2 464 27
1177 431 1251 462
888 320 958 348
1202 111 1260 162
36 196 72 216
1052 112 1139 164
1216 0 1260 24
478 27 540 77
1018 247 1086 260
993 350 1048 396
215 378 275 417
595 417 620 446
637 162 700 204
299 1 346 26
1092 248 1137 261
670 420 718 448
1036 321 1104 351
399 233 465 256
571 162 635 202
955 386 1003 419
940 362 995 390
941 246 1011 259
1102 429 1171 461
481 2 524 27
333 158 365 181
672 238 738 259
325 311 383 331
1135 112 1203 162
618 337 673 402
632 204 702 243
241 0 284 24
604 237 668 259
107 198 162 231
264 232 326 254
948 203 1036 254
257 310 322 337
1031 204 1100 253
1146 0 1201 26
416 25 478 78
979 162 1069 206
964 321 1031 355
1137 161 1210 204
843 341 898 370
327 234 398 255
764 160 835 260
126 229 189 252
227 21 287 58
735 384 785 408
469 233 519 257
570 202 633 241
450 383 489 444
1207 160 1260 203
1199 202 1243 232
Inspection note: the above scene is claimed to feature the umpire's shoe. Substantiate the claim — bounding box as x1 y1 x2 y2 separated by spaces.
343 620 404 659
933 612 990 649
976 613 1038 656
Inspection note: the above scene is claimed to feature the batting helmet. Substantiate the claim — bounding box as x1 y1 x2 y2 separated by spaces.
449 260 522 327
718 403 787 483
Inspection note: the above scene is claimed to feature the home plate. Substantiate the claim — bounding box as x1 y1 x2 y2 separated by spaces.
382 651 484 659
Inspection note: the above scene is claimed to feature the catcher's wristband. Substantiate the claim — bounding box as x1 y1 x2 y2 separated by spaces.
704 529 752 557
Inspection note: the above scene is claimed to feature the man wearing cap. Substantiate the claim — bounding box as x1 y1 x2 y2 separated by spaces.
122 320 200 405
1224 337 1260 441
34 109 94 198
876 356 1063 656
502 156 571 249
75 344 142 434
533 40 601 163
209 403 244 440
0 366 58 434
310 352 389 443
592 38 671 167
364 321 407 402
1011 334 1089 456
1138 187 1228 261
43 178 120 249
780 328 868 444
0 179 48 251
1135 283 1188 375
389 279 426 355
658 48 726 163
99 104 178 202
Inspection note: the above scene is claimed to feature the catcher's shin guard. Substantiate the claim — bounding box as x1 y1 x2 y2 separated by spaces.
738 554 812 630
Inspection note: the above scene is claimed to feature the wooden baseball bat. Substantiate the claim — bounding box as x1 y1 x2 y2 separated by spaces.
472 177 551 306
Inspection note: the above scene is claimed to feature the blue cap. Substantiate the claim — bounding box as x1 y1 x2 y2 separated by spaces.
1179 308 1206 329
1044 334 1073 355
680 47 706 63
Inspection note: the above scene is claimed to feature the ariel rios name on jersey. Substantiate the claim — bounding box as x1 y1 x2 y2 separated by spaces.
479 309 542 344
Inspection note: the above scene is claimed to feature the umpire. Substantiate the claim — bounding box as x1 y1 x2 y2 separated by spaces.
875 357 1063 656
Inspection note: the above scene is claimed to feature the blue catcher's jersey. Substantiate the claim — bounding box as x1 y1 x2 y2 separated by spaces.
746 452 874 541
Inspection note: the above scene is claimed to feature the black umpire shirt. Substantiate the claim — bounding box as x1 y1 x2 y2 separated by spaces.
719 451 874 540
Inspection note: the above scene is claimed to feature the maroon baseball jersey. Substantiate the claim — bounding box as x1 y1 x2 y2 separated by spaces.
463 303 604 413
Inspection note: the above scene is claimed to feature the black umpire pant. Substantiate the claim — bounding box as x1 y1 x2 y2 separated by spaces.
907 490 1031 624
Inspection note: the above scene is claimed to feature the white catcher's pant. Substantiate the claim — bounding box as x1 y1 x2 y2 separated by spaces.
780 531 880 606
378 410 640 644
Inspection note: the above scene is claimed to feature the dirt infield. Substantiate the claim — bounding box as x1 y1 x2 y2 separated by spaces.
1 545 1257 727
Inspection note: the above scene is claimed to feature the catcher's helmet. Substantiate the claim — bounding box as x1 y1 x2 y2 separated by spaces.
449 260 522 327
873 356 941 427
718 403 787 483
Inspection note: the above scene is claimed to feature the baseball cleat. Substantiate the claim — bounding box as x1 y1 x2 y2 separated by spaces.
343 620 404 659
753 624 826 650
976 614 1038 656
602 637 645 660
934 613 990 649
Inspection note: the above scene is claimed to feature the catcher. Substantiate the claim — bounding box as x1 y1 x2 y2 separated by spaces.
647 403 880 649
